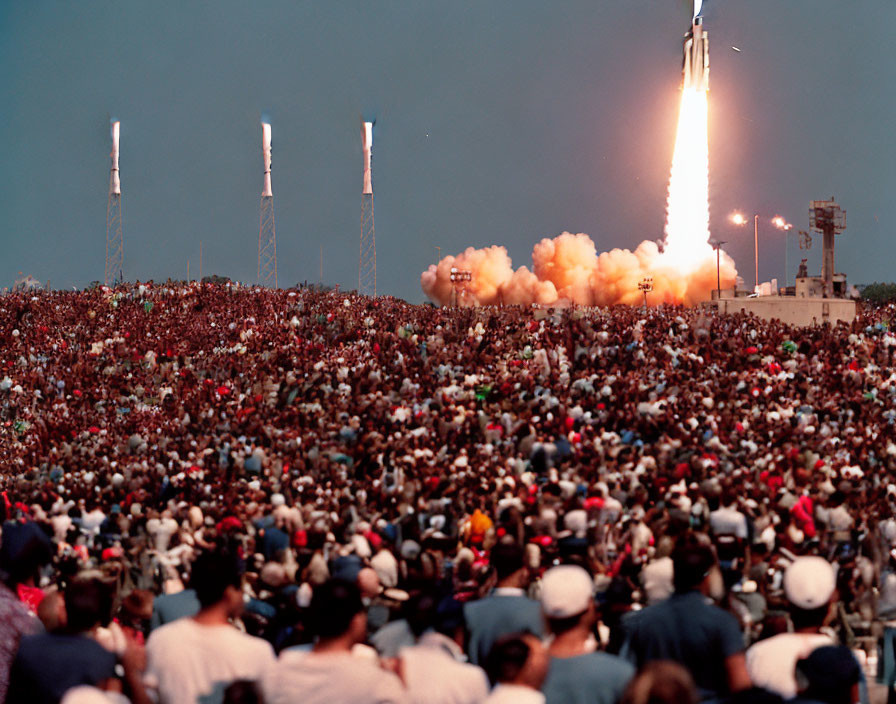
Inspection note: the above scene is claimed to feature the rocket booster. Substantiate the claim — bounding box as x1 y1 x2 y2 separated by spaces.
361 120 373 195
261 122 273 197
682 13 709 91
110 121 121 195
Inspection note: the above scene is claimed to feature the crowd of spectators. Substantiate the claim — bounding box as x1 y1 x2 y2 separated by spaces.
1 281 896 704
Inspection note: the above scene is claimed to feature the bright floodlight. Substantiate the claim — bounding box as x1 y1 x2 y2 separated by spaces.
772 216 792 230
730 212 747 226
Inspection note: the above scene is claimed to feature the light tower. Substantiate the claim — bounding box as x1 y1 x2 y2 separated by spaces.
809 198 845 298
359 119 376 297
257 121 278 288
105 121 123 286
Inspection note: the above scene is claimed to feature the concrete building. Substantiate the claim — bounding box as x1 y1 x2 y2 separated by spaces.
714 295 856 327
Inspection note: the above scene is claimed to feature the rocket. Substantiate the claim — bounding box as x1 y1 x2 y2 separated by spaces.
682 0 709 91
261 122 273 197
361 120 373 195
110 121 121 195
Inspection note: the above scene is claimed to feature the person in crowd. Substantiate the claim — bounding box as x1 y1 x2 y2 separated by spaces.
621 534 752 700
483 633 550 704
262 578 409 704
465 541 543 665
792 646 861 704
540 564 634 704
9 575 146 704
397 591 490 704
0 521 48 700
145 551 275 704
745 556 838 699
619 661 699 704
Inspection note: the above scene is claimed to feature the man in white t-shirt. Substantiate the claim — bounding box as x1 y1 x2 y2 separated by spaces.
746 556 837 698
709 490 749 540
146 510 179 552
146 551 275 704
397 593 489 704
263 579 409 704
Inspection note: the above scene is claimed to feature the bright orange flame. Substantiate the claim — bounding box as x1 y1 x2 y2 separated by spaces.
731 212 747 226
662 87 711 270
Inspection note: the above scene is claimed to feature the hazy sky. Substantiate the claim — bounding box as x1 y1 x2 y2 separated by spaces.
3 1 895 301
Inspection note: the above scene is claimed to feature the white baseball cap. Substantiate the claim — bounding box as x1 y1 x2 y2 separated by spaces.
541 565 593 618
783 556 836 610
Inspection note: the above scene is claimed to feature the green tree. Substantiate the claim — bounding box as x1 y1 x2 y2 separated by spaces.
861 282 896 305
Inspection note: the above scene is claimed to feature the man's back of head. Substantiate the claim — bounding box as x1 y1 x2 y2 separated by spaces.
485 633 549 692
308 579 366 645
65 576 113 634
672 534 715 594
190 551 243 616
490 541 526 584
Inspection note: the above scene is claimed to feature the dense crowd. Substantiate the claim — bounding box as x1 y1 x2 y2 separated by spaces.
2 282 896 704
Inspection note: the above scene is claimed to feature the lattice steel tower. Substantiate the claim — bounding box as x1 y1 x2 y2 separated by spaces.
105 121 123 286
258 121 278 288
359 119 376 296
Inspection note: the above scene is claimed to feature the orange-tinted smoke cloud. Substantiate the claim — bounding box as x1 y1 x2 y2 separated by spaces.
421 232 737 307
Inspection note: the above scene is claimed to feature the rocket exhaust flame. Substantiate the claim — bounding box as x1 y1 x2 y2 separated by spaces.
663 87 710 270
420 4 737 308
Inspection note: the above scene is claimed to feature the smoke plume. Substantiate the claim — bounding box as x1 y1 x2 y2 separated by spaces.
421 233 737 307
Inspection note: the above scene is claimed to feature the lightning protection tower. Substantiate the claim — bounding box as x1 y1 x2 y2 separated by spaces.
359 119 376 297
258 121 278 288
105 121 123 286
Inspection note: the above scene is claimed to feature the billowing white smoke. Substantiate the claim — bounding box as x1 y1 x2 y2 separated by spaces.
421 232 737 307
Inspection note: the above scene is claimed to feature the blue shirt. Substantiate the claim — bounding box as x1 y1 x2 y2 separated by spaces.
542 651 635 704
8 633 116 704
464 590 544 665
621 591 744 700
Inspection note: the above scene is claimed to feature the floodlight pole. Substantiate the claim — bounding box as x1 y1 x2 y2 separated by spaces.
754 214 759 291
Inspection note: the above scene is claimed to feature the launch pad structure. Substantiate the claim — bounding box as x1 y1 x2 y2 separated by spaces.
258 122 278 288
105 121 123 286
714 198 856 327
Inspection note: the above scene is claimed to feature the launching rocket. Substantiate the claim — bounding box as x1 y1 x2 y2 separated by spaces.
110 121 121 195
682 0 709 91
261 122 273 197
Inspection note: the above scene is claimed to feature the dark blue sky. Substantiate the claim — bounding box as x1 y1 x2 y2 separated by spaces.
3 1 894 300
